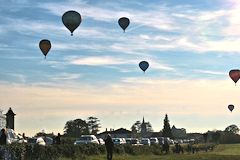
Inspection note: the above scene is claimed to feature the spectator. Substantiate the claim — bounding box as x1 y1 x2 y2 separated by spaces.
175 143 180 153
55 133 61 145
22 133 26 140
162 140 169 154
0 129 6 145
104 134 114 160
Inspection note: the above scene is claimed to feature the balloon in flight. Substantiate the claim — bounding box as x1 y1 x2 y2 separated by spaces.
228 104 234 112
139 61 149 72
62 10 82 36
39 39 51 59
118 17 130 32
229 69 240 85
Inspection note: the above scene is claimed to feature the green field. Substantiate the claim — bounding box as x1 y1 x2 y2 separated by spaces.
60 144 240 160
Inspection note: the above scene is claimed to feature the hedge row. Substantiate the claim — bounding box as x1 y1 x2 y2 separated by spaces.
0 143 216 160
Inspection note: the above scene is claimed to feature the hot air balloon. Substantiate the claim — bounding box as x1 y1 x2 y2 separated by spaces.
62 10 82 36
39 39 51 59
139 61 149 73
228 104 234 112
118 17 130 32
229 69 240 85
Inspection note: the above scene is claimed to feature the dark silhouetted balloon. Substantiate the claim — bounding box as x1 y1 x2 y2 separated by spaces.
39 39 51 59
229 69 240 85
62 10 82 36
118 17 130 32
228 104 234 112
139 61 149 72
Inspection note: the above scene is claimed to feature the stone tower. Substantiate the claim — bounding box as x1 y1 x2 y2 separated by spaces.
5 108 16 130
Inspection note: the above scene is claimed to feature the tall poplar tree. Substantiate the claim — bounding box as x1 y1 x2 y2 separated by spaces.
162 114 173 138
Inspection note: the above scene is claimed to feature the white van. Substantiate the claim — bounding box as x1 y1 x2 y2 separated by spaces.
74 135 99 145
0 129 22 144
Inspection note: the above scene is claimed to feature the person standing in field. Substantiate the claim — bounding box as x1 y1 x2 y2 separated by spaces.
0 129 6 145
104 134 114 160
55 133 61 145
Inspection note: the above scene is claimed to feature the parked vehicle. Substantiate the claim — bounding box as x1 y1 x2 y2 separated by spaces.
121 138 126 144
27 137 46 146
150 137 159 145
44 136 53 145
157 137 165 145
140 138 151 146
130 138 142 146
125 138 132 144
74 135 99 145
189 139 195 143
176 139 183 144
0 129 24 144
112 138 125 145
98 138 105 145
169 139 175 144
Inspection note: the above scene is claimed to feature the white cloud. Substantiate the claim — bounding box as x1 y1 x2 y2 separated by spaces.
49 73 82 81
3 1 240 54
194 70 227 75
67 55 175 72
69 56 130 66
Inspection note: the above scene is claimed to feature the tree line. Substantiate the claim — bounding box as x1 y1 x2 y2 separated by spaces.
63 114 173 138
62 114 240 145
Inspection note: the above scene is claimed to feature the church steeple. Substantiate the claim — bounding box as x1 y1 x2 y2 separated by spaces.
141 116 147 137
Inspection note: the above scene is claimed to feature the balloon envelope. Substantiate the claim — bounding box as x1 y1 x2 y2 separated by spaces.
229 69 240 84
228 104 234 112
118 17 130 32
39 39 51 58
139 61 149 72
62 10 81 36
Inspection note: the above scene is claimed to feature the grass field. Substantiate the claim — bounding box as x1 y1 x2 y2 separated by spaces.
59 144 240 160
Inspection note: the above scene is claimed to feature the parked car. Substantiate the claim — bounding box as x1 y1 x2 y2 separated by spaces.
121 138 126 144
150 137 159 145
27 137 46 146
44 136 53 145
140 138 151 146
189 139 195 143
0 129 24 144
112 138 125 145
131 138 142 146
74 135 99 145
98 138 105 145
176 139 183 144
169 139 175 144
157 137 165 145
125 138 132 144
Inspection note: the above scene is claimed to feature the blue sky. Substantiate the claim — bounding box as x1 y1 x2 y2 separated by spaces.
1 0 240 136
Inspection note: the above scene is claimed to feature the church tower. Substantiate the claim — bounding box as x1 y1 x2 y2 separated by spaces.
5 108 16 130
141 116 147 137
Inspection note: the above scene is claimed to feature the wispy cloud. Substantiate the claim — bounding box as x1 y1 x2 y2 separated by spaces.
194 69 227 75
67 55 175 72
49 73 82 81
69 56 126 66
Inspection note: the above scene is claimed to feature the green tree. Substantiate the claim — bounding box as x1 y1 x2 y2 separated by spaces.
87 116 101 135
225 124 239 134
64 119 89 137
162 114 173 138
145 122 153 132
131 121 141 133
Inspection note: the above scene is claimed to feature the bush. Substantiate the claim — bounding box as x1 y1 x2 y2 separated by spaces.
0 142 216 159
